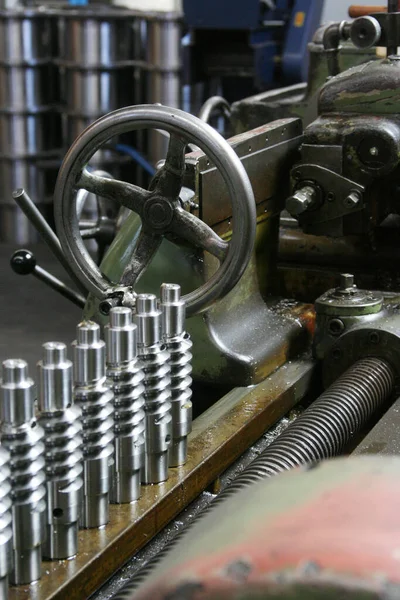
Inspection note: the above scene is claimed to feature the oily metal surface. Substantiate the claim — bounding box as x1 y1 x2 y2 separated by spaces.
353 396 400 456
8 358 315 600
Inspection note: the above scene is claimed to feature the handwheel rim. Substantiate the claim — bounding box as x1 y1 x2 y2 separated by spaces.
54 104 256 316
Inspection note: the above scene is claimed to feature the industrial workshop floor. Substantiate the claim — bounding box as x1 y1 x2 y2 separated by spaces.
0 243 82 370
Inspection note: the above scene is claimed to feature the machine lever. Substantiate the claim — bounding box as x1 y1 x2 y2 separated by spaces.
10 249 86 309
12 188 87 295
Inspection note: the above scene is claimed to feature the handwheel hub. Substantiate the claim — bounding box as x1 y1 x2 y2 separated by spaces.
143 196 175 230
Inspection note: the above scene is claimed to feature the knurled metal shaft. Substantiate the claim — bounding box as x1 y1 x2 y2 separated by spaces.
106 307 146 503
0 359 46 585
0 445 13 597
135 294 172 484
160 284 193 467
38 342 84 559
72 322 114 528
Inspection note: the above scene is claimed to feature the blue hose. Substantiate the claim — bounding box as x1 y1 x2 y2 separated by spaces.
114 144 156 176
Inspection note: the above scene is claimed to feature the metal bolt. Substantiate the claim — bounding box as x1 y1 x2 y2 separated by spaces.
332 348 342 360
339 273 354 290
286 185 316 216
344 191 361 208
328 318 345 336
369 331 380 344
327 192 335 202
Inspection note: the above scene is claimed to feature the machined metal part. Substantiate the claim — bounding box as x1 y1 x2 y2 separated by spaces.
37 342 84 560
351 16 382 48
72 322 114 528
135 294 172 484
0 446 12 598
132 357 394 597
6 358 315 600
314 273 384 360
286 184 317 216
322 304 400 390
105 307 146 503
53 104 256 316
160 284 192 467
0 359 46 585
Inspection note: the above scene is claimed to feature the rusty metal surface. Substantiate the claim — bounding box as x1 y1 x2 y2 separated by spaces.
8 358 315 600
134 456 400 600
349 5 388 17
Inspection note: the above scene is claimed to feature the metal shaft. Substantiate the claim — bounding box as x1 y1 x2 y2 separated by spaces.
135 294 172 484
38 342 84 559
0 446 12 598
72 322 114 528
160 284 192 467
127 357 394 596
0 359 46 585
105 307 146 503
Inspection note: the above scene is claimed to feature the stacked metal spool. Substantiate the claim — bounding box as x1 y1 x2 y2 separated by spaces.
56 6 137 168
0 8 61 243
145 12 183 164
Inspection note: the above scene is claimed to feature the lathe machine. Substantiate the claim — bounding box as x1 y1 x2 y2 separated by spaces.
3 2 400 599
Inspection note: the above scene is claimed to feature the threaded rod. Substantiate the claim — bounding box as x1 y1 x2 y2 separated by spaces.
124 357 394 598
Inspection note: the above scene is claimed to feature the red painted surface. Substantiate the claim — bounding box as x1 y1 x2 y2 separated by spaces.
135 469 400 599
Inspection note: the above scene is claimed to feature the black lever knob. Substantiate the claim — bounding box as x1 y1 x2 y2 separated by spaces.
10 249 86 309
10 249 37 275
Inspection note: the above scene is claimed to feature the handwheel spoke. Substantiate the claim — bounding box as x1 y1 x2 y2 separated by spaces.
120 228 163 286
78 170 150 215
168 206 228 262
156 135 186 198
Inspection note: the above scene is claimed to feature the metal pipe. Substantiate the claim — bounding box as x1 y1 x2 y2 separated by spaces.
121 357 394 598
323 21 351 76
387 0 399 56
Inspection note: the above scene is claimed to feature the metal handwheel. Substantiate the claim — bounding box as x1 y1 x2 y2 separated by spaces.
54 104 256 316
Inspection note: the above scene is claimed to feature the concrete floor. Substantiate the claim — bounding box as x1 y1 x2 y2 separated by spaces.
0 243 82 374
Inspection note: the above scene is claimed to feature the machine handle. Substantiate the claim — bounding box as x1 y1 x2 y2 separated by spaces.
348 4 399 18
10 249 86 309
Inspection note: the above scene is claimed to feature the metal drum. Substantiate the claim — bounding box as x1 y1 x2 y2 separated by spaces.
145 13 182 164
0 111 62 156
57 7 138 168
0 157 58 243
0 8 62 243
